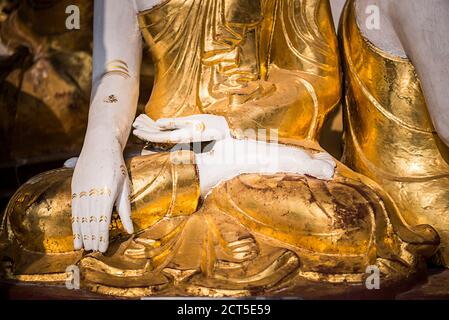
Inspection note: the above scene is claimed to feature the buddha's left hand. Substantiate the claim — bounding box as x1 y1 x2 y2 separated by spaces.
195 138 337 197
132 114 231 143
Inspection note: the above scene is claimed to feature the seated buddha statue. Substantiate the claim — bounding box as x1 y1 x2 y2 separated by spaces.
0 0 438 297
341 0 449 266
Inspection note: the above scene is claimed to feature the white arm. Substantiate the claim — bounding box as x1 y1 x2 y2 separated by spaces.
89 0 142 146
388 0 449 146
71 0 142 253
195 138 336 197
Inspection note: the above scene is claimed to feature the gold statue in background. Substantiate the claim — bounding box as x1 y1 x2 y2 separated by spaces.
341 0 449 267
0 0 438 297
0 0 92 164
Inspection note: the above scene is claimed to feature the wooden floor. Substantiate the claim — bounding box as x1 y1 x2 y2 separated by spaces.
2 269 449 300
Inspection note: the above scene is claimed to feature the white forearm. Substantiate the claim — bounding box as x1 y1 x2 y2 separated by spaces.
86 77 140 149
84 0 142 150
195 139 335 197
71 0 141 252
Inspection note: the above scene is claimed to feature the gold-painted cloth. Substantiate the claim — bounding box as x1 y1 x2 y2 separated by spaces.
1 151 200 274
1 148 439 295
138 0 341 140
341 0 449 265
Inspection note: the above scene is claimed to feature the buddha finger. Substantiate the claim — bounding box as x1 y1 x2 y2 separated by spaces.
155 117 185 130
92 192 110 251
132 121 162 133
97 191 115 253
133 129 156 142
116 178 134 235
98 209 112 253
79 197 92 251
98 230 109 254
133 128 189 143
89 198 100 252
134 114 159 129
313 152 336 167
133 117 162 132
308 159 335 180
71 197 82 250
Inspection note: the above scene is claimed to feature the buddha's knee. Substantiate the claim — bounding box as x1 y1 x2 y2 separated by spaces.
4 168 74 254
205 172 439 275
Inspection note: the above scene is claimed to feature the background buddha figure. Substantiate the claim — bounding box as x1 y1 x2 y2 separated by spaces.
0 0 92 202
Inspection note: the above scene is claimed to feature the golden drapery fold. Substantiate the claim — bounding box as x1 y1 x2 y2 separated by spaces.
139 0 341 141
341 0 449 266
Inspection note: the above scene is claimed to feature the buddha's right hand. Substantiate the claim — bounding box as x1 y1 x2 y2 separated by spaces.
71 137 134 253
132 114 231 143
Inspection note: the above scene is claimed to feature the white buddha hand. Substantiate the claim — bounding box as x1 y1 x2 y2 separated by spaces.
133 114 232 143
132 114 336 197
71 131 134 253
